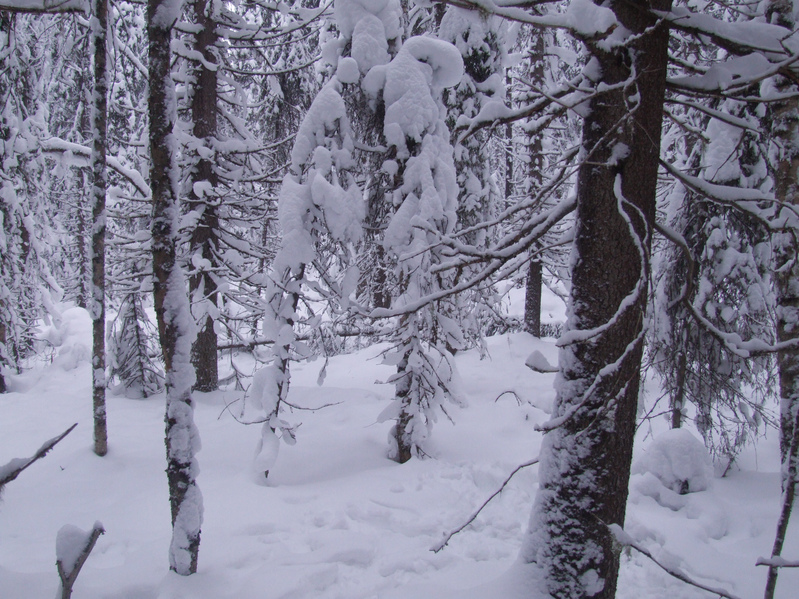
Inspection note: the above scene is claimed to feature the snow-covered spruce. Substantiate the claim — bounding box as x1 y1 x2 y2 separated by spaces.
364 33 465 462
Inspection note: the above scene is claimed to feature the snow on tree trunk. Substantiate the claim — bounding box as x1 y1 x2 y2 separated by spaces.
187 0 219 393
90 0 109 457
520 1 670 597
148 0 203 575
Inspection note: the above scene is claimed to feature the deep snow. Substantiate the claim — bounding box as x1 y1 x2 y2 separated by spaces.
1 290 797 598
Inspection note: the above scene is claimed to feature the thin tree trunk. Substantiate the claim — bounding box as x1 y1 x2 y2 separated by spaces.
75 171 88 310
767 5 799 594
0 315 6 393
90 0 108 457
764 400 799 599
671 350 686 429
188 0 219 392
523 26 545 336
524 260 542 337
520 0 670 596
148 0 203 575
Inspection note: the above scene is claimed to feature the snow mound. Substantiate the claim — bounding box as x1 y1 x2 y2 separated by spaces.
632 428 713 494
40 307 92 371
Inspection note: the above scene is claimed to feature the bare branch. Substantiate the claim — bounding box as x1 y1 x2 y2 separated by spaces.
431 457 540 553
0 423 78 491
609 524 743 599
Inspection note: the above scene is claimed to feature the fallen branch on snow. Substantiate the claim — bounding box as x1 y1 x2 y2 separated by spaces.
431 457 539 553
609 523 743 599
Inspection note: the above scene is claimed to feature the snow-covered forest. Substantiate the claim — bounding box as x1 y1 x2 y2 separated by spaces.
3 0 799 597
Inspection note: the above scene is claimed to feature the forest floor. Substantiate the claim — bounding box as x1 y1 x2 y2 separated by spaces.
0 290 796 598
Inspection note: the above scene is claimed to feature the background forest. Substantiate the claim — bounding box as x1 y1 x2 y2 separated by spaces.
2 0 799 598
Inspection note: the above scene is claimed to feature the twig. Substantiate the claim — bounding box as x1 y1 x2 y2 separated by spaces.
431 457 539 553
0 423 78 491
609 524 743 599
494 390 523 405
283 399 344 412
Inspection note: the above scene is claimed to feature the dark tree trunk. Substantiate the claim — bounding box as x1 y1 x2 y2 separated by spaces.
671 351 686 429
521 1 670 597
75 172 88 310
148 0 203 575
0 318 6 393
774 97 799 470
188 0 220 392
91 0 108 457
523 26 545 336
766 6 799 594
524 261 542 337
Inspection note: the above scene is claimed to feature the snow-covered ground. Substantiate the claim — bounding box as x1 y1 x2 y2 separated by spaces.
1 293 796 598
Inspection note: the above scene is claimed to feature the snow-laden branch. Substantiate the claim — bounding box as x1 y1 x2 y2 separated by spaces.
434 0 619 39
609 524 744 599
56 522 105 599
660 160 790 229
39 137 150 198
0 423 77 491
657 6 798 58
0 0 86 13
757 556 799 568
668 52 799 97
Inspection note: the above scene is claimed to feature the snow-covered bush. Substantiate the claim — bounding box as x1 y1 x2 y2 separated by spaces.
632 428 714 494
39 307 91 372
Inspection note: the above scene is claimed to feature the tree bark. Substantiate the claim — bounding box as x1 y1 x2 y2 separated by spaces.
671 351 686 429
524 260 542 337
188 0 219 392
0 318 6 393
148 0 203 575
524 21 545 338
766 5 799 595
520 1 670 597
91 0 108 457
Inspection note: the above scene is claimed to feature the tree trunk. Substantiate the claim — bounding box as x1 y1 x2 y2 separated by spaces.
671 351 686 429
188 0 220 392
767 5 799 595
774 99 799 472
90 0 108 457
148 0 203 575
520 1 670 597
524 261 542 337
0 317 6 393
523 25 545 337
